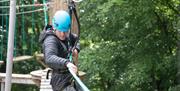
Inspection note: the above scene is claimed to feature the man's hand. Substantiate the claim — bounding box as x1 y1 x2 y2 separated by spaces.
66 62 77 74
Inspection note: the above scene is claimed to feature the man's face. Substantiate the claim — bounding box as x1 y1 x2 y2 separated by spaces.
55 30 69 40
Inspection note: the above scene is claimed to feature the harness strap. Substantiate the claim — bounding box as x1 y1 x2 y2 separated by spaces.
46 69 70 79
58 39 68 52
46 69 52 79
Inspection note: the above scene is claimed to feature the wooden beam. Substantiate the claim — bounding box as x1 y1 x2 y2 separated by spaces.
0 54 42 64
13 56 33 62
1 54 43 65
35 54 44 59
35 53 48 68
0 55 34 65
0 73 40 86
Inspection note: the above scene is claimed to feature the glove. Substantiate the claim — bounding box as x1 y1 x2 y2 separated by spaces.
66 62 77 74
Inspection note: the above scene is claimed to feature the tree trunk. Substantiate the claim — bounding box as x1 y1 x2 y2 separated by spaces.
48 0 68 24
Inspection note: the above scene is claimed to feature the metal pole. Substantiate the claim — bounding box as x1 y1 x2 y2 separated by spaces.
1 82 5 91
5 0 16 91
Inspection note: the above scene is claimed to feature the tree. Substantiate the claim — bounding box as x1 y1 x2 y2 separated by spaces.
78 0 180 91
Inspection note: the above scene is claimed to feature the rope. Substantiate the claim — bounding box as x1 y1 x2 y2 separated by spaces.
0 11 4 60
22 2 25 54
0 8 45 16
0 3 50 9
68 0 81 61
43 0 48 25
5 11 9 55
0 0 9 3
31 0 35 55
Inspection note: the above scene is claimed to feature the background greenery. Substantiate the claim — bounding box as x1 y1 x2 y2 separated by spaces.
0 0 180 91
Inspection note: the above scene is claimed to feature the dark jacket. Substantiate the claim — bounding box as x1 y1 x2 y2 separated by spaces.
39 25 80 90
39 25 80 70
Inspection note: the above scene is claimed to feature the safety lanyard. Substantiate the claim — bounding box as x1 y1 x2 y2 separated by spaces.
67 1 80 62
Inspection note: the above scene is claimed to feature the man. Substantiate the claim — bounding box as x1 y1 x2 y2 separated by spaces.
39 10 80 91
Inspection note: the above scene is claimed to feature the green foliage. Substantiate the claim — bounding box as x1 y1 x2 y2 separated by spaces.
79 0 180 91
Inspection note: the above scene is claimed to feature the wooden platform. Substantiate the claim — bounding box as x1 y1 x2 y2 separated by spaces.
0 53 86 91
13 56 34 62
0 68 86 91
0 73 40 85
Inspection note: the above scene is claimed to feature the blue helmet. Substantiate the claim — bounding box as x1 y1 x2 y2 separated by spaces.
52 10 71 32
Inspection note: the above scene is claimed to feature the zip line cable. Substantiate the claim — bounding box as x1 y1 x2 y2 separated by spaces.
0 2 50 16
0 3 51 9
5 5 9 57
0 8 47 16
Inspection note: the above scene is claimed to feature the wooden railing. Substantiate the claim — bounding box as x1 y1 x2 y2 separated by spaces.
0 53 86 91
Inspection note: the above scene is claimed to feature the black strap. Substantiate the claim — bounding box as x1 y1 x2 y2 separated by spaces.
46 69 52 79
67 1 80 60
46 69 70 79
71 6 80 50
59 40 68 52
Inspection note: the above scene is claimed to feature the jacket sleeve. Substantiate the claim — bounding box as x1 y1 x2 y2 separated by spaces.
43 36 69 69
